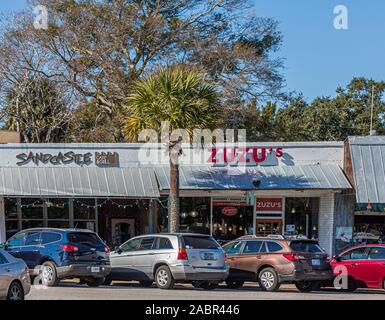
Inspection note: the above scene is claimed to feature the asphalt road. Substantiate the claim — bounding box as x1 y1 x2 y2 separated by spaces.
26 281 385 300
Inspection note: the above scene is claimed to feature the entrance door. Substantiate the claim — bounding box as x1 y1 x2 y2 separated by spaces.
256 219 282 235
111 219 135 245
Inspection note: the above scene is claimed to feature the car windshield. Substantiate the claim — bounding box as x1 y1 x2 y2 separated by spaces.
290 241 323 253
182 236 220 249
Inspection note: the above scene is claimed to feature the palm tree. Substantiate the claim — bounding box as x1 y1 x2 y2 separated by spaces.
123 66 219 232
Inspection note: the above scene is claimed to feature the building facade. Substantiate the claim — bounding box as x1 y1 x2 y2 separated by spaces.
0 141 357 255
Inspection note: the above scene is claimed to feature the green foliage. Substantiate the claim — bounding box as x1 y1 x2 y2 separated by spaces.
123 66 220 141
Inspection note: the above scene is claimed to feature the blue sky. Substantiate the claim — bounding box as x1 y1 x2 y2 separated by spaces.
1 0 385 101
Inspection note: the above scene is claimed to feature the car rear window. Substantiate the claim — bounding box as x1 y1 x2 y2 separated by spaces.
290 241 323 253
182 236 220 249
67 232 102 246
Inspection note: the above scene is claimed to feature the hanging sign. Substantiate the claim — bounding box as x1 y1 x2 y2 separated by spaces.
221 207 238 216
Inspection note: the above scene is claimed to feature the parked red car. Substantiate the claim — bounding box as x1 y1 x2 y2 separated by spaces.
330 244 385 291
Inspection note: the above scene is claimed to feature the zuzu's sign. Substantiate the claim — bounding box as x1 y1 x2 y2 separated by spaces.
208 147 283 164
255 198 283 213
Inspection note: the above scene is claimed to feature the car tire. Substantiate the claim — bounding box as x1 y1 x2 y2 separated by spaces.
295 281 321 292
102 274 113 286
155 265 175 289
7 281 24 301
258 267 280 292
139 280 153 287
225 280 244 289
83 277 105 287
41 261 59 287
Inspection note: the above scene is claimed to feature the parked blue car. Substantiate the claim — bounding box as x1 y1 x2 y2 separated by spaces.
0 228 111 287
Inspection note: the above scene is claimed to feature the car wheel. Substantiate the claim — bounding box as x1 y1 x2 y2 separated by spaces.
41 261 59 287
225 280 244 289
192 281 219 290
139 280 153 287
155 266 175 289
341 279 357 292
7 281 24 301
102 274 113 286
295 281 321 292
83 277 105 287
258 267 280 292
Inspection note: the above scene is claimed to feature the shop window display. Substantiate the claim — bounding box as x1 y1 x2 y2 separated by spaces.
212 199 253 240
284 198 319 239
179 198 210 234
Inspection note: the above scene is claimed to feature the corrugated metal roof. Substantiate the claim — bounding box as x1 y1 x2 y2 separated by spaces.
0 167 159 198
154 165 351 191
349 136 385 203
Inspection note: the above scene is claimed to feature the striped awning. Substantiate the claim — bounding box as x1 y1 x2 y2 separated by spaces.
0 167 159 198
154 164 352 191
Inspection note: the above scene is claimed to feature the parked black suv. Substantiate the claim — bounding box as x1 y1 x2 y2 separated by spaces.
0 228 111 287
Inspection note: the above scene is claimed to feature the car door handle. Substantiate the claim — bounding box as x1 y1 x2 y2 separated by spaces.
228 257 235 260
256 255 262 259
350 263 359 267
5 268 11 273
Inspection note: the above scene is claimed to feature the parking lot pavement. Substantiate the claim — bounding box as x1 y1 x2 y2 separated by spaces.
26 281 385 300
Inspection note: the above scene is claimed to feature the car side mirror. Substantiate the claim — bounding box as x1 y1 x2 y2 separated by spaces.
116 248 122 254
0 242 7 250
334 255 342 262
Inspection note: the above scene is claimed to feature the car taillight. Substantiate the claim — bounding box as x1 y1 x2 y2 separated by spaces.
104 246 110 253
283 253 306 262
60 244 79 253
177 248 188 260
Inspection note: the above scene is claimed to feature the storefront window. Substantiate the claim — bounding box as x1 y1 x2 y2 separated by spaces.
21 198 44 219
284 198 319 239
212 199 253 240
180 198 210 234
73 199 97 231
47 199 69 220
157 198 169 233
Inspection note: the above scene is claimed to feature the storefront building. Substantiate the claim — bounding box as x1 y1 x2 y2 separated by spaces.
344 136 385 247
0 141 353 254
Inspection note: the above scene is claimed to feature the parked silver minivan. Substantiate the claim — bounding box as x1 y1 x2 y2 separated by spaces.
105 233 229 289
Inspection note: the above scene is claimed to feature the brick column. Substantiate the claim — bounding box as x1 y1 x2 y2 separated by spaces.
318 192 335 255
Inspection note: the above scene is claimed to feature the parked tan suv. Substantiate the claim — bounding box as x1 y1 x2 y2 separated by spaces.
222 235 332 292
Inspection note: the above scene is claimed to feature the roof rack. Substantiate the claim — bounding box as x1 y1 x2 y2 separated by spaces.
236 234 286 240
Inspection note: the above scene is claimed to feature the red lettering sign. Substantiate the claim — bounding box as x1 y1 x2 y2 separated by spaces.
221 207 238 216
209 147 283 164
255 198 283 213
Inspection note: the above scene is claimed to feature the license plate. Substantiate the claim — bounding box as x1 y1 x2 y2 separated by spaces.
203 253 215 260
311 259 321 266
91 267 100 273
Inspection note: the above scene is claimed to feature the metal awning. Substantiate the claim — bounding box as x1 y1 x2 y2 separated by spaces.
349 136 385 204
154 164 351 191
0 167 159 198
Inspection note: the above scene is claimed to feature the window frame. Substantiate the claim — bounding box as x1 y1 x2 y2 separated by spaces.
156 237 174 250
241 240 265 254
138 237 156 251
265 241 284 253
24 231 42 247
119 237 142 253
6 232 27 248
40 231 63 245
340 247 369 261
367 246 385 260
223 241 245 255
